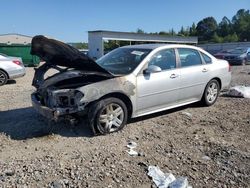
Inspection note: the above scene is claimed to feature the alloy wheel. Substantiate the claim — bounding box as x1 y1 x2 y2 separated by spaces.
98 103 124 133
206 82 218 103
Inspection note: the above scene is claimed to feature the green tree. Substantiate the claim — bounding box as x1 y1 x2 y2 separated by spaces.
232 9 250 41
136 28 145 34
110 8 250 44
218 16 232 37
189 23 197 36
169 28 176 36
224 33 239 42
178 26 185 36
196 17 218 42
104 40 120 52
178 26 190 36
70 42 88 49
159 31 170 35
211 32 224 43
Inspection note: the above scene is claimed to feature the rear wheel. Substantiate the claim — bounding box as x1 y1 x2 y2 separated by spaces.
88 98 128 135
0 70 8 86
201 79 220 106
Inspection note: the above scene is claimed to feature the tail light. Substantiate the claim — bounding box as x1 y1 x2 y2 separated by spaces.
228 63 232 72
12 60 22 66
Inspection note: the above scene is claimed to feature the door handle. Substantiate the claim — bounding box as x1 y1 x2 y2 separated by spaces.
170 74 179 79
202 68 208 72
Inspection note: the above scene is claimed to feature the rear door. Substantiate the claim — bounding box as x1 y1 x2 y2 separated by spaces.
177 48 210 103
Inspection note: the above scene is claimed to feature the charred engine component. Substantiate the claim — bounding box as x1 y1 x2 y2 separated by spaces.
42 89 86 118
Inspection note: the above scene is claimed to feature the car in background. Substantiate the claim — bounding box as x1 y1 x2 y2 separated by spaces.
217 47 250 65
0 53 26 86
31 35 232 135
214 49 232 60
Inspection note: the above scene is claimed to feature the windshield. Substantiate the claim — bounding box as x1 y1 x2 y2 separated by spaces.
96 47 152 75
229 48 247 54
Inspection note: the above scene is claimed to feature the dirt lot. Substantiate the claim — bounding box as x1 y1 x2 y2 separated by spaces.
0 66 250 188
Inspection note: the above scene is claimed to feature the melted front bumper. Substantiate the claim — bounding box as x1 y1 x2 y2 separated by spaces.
31 93 55 119
31 92 85 120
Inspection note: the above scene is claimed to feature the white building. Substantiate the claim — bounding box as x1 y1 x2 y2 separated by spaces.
88 30 198 59
0 33 32 45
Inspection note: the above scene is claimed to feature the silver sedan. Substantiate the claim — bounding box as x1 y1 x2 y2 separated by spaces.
31 36 231 135
0 54 26 86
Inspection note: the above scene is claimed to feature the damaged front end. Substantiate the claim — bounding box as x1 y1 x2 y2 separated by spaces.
32 88 86 121
30 35 114 122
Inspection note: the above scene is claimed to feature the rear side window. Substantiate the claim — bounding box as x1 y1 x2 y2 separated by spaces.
201 52 212 64
177 48 202 67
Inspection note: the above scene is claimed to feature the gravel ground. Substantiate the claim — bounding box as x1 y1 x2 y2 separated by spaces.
0 65 250 188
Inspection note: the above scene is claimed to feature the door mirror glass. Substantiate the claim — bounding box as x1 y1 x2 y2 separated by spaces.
144 65 162 74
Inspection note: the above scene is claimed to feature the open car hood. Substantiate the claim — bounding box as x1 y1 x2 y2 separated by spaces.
31 35 113 88
31 35 111 74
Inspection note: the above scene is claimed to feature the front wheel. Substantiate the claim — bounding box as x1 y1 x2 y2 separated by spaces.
88 98 128 135
201 79 220 106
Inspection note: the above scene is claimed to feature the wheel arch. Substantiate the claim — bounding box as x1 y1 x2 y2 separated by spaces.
211 77 221 90
200 77 221 106
0 69 9 79
202 77 221 98
99 92 133 118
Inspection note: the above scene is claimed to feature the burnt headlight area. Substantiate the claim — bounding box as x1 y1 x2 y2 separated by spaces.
58 96 75 107
49 89 84 108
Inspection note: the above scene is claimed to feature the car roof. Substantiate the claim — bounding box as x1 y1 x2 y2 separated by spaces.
121 43 198 50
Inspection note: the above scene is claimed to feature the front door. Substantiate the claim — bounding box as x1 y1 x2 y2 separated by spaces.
136 48 180 116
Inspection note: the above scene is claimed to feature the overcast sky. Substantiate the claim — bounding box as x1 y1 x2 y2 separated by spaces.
1 0 249 42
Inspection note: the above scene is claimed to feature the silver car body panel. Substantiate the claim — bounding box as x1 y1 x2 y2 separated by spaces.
0 55 26 79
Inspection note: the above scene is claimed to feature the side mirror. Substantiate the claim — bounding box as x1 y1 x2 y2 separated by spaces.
143 65 162 74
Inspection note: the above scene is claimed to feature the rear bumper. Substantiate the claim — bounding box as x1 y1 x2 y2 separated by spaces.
221 72 232 91
8 67 26 79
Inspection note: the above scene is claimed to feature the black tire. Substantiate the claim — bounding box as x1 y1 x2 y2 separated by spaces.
201 79 220 106
0 70 8 86
88 97 128 135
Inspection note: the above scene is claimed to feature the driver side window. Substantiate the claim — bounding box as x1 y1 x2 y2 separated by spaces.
148 49 176 71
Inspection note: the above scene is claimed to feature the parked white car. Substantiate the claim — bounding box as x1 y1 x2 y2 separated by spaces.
0 53 26 86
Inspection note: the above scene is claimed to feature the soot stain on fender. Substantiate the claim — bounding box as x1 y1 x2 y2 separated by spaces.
78 77 136 103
